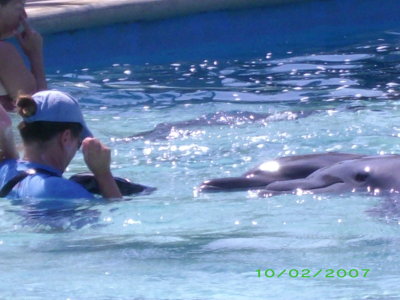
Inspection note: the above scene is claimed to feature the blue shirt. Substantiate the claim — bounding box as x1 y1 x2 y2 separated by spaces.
0 159 96 203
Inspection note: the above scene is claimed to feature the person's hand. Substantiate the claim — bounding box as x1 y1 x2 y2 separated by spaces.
81 137 122 199
16 18 43 59
81 138 112 176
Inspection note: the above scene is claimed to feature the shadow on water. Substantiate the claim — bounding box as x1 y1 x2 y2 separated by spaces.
8 198 141 232
7 199 102 232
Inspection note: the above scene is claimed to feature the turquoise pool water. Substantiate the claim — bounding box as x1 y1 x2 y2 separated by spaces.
2 30 400 299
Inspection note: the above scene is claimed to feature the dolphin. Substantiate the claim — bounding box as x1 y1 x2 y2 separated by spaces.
69 173 156 196
199 152 365 192
126 110 312 141
259 155 400 197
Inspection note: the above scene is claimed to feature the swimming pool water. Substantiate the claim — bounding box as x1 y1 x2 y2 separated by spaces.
2 30 400 299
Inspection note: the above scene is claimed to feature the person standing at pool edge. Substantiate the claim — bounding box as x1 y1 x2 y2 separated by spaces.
0 0 47 110
0 90 122 200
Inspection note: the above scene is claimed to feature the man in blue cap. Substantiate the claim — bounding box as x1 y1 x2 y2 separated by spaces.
0 90 122 200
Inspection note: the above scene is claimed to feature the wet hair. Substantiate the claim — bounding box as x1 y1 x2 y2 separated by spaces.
17 95 83 144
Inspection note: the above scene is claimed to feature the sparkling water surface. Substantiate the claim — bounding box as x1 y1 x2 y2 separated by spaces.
2 32 400 299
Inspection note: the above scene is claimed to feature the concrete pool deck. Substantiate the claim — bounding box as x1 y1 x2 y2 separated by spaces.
26 0 308 34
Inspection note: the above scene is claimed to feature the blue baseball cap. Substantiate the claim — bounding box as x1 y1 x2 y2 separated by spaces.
24 90 93 139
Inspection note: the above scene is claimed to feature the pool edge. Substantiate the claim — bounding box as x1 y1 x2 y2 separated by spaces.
27 0 312 34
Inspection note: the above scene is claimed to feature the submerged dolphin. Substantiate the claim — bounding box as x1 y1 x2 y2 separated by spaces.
127 110 311 141
199 152 365 192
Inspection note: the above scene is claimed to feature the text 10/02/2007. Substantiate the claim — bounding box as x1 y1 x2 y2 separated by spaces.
256 269 370 279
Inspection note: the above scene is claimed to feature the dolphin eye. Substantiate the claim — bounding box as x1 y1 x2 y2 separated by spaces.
354 172 369 182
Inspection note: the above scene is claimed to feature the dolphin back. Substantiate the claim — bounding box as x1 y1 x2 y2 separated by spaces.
69 173 156 196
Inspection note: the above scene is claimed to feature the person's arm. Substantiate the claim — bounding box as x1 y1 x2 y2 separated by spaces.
16 18 47 91
81 138 122 199
0 18 46 101
0 103 18 161
0 41 36 100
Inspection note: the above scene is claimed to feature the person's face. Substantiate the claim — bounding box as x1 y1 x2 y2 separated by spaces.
58 130 81 171
0 0 26 39
65 136 81 163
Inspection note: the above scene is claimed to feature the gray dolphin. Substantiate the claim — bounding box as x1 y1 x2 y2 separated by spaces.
259 155 400 197
127 110 312 141
199 152 365 192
